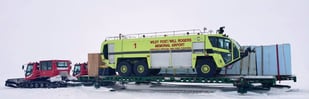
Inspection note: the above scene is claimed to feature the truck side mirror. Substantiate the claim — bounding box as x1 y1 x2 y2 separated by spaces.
22 65 24 70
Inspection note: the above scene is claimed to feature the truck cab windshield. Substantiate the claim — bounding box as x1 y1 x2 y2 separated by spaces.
209 37 231 50
73 64 81 76
25 64 33 76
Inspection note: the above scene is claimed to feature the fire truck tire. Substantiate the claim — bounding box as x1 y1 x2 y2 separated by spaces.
133 60 149 76
117 61 133 76
196 59 217 77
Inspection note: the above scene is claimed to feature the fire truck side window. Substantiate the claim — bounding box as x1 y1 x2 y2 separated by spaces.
57 62 68 68
209 37 218 48
233 45 240 59
40 61 52 70
103 44 108 59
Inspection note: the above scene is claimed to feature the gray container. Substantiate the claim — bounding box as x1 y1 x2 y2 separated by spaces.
221 44 292 76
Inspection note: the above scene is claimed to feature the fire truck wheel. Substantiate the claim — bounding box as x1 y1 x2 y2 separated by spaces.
117 61 133 76
196 59 217 77
133 61 149 76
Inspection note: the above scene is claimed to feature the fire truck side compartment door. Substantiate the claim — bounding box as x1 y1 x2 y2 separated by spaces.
150 51 170 68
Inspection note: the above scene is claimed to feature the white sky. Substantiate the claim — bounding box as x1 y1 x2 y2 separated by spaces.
0 0 309 86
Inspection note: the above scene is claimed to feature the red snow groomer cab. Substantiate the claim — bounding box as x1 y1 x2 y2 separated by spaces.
5 60 72 88
24 60 72 80
72 63 88 77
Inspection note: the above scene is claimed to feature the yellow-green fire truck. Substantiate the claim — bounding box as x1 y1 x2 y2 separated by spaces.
100 27 243 77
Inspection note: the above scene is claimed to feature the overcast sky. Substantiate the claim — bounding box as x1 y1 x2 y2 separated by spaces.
0 0 308 85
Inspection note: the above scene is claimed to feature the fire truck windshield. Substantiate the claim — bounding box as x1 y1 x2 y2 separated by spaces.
209 37 232 50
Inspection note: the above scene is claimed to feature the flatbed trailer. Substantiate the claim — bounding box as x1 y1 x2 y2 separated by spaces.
77 75 296 94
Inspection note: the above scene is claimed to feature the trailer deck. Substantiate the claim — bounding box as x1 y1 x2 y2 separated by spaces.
78 75 296 94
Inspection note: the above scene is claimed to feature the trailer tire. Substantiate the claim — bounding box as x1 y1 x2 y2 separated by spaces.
117 61 133 76
196 59 217 77
133 61 149 76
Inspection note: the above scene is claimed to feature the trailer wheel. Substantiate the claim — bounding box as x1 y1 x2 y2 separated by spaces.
117 61 133 76
133 61 149 76
196 59 217 77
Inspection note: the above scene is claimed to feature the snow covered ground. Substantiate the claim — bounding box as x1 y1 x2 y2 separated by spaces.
1 74 308 99
0 82 308 99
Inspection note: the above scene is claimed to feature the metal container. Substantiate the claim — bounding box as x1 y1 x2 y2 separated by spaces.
221 44 292 76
